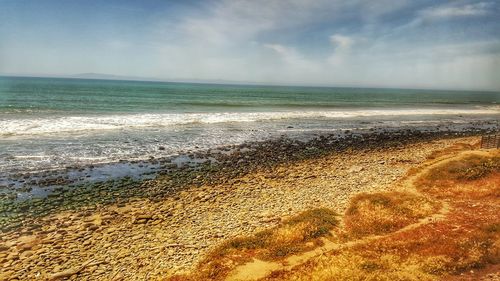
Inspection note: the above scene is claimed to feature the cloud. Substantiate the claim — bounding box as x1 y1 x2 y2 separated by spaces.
262 43 320 76
1 0 499 90
418 2 493 20
330 34 354 51
263 44 293 56
330 34 353 50
328 34 355 66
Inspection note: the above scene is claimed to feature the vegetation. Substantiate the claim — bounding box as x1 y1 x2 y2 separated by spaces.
345 191 439 237
167 208 338 280
167 148 500 281
425 143 475 160
423 154 499 182
417 153 500 199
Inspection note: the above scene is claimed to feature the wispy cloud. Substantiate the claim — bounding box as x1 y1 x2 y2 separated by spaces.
418 2 493 20
1 0 499 90
330 34 354 51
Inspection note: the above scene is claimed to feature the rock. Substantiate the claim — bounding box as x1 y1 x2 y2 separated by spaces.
113 205 133 215
48 267 81 280
348 165 364 173
133 214 152 224
258 211 272 218
16 235 40 251
19 250 33 259
48 259 96 280
111 272 125 281
88 225 99 231
137 214 153 220
6 252 19 261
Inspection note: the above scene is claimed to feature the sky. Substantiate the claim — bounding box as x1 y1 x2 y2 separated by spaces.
0 0 499 90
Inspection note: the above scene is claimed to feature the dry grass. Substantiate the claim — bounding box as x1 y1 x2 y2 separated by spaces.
354 202 500 276
263 151 500 281
425 143 475 160
344 191 439 237
417 152 500 199
423 154 499 182
166 150 500 281
265 252 436 281
166 208 338 281
214 208 337 260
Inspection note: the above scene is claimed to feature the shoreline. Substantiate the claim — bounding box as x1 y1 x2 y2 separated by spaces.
0 126 496 232
0 133 489 280
0 125 495 231
1 116 498 184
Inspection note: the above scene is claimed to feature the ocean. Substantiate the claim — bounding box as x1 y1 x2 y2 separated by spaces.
0 76 499 193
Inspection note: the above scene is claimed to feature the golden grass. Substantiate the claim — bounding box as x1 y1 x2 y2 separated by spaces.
423 154 499 182
166 208 338 281
265 252 436 281
166 150 500 281
417 153 500 199
344 192 439 238
425 143 475 160
215 208 337 260
263 152 499 281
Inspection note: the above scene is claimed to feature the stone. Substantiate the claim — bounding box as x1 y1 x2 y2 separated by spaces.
258 211 272 218
348 165 364 173
88 225 99 231
16 236 40 251
19 250 33 259
136 214 153 220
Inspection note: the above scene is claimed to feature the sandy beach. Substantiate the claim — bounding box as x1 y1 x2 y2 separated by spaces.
0 132 491 280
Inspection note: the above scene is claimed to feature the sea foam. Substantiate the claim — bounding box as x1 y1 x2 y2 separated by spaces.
0 107 498 137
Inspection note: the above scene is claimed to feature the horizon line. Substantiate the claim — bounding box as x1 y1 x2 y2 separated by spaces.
1 73 499 93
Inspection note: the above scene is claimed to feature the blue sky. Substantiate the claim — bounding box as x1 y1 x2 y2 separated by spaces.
1 0 499 90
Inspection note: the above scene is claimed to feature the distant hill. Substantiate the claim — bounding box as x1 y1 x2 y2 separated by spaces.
71 73 154 81
70 73 270 86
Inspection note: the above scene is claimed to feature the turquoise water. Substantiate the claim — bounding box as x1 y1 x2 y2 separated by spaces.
0 76 498 184
0 77 498 117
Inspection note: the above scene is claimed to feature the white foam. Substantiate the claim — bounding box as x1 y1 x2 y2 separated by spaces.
0 107 498 137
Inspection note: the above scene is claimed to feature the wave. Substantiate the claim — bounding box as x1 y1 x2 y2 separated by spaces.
0 107 498 137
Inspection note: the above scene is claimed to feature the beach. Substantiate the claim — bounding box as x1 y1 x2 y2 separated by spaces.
0 77 499 280
0 132 492 280
2 1 500 279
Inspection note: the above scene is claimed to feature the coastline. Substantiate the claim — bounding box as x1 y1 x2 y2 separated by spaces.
0 125 494 231
0 131 489 280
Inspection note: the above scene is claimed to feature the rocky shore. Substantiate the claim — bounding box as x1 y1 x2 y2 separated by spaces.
0 130 487 280
0 126 492 231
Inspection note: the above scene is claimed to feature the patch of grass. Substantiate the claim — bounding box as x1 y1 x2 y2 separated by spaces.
167 208 338 281
426 143 474 160
361 210 500 276
417 153 500 198
484 223 500 234
265 251 436 281
344 191 439 237
267 203 499 281
212 208 337 260
423 154 499 182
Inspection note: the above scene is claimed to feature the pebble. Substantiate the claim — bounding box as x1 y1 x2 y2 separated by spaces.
0 135 479 280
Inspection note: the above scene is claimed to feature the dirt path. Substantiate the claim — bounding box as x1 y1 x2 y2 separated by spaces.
226 149 489 281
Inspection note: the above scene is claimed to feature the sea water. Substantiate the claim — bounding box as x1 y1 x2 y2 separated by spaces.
0 76 498 191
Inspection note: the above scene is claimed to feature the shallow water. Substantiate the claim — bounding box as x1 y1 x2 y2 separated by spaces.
0 76 498 195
